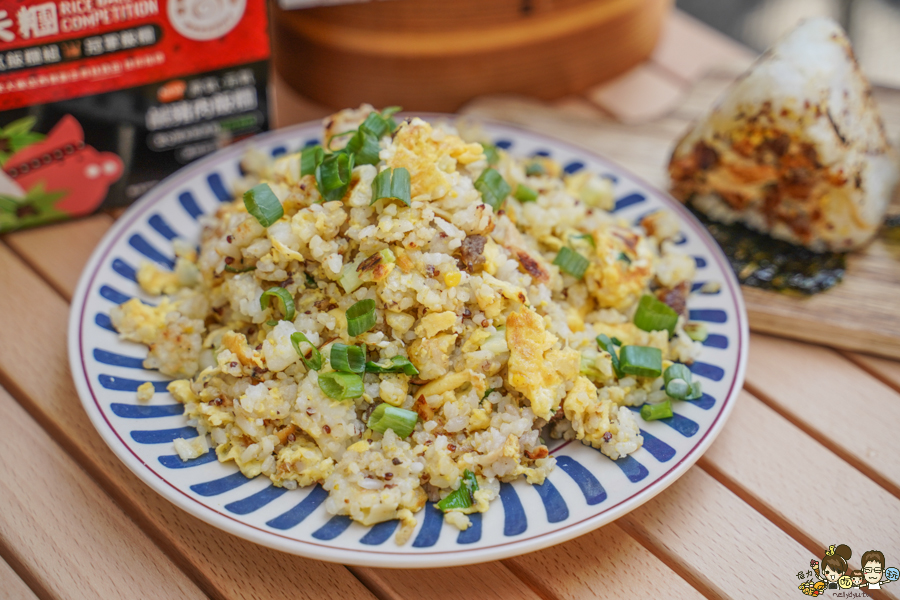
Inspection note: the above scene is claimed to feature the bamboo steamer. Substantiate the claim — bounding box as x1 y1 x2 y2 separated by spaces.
271 0 672 112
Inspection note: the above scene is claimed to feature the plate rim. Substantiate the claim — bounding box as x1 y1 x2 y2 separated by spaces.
67 116 748 568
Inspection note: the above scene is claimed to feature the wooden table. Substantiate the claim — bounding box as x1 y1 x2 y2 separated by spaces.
2 10 900 600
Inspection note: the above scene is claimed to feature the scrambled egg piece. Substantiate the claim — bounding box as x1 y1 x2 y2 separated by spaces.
110 297 172 345
136 381 155 402
387 118 485 201
584 226 654 310
506 307 579 419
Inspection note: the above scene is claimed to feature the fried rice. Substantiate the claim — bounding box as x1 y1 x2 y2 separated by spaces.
110 105 703 543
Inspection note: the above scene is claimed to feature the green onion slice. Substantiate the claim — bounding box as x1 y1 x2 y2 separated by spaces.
331 343 366 374
437 469 479 512
260 287 295 321
365 355 419 376
304 273 317 289
663 363 702 400
553 246 589 279
525 161 546 176
347 299 377 337
316 152 355 202
663 363 691 386
290 332 323 371
687 380 703 400
318 371 364 400
617 252 632 265
514 184 538 203
346 127 381 165
367 403 418 438
618 345 663 378
640 400 673 421
683 322 708 342
243 183 284 228
570 233 596 248
371 167 412 206
300 145 324 177
224 265 256 273
474 168 511 212
596 334 623 379
482 143 500 166
633 294 678 337
481 388 496 401
610 337 623 347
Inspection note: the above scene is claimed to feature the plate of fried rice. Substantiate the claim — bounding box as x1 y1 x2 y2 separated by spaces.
69 106 747 567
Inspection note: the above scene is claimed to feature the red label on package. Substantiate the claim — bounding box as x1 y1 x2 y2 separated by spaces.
0 1 271 233
0 0 270 111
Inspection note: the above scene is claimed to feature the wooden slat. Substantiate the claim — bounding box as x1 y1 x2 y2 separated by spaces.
0 554 39 600
618 467 812 600
4 215 113 302
743 333 900 499
504 523 705 600
353 564 541 600
0 241 376 600
0 386 206 600
844 352 900 394
700 391 900 600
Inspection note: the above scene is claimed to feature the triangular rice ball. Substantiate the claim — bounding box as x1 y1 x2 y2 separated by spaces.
669 17 898 251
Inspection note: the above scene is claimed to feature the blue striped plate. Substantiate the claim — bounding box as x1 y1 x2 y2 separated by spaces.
68 117 748 568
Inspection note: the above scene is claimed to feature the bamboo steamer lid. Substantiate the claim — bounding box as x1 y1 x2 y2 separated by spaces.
271 0 672 112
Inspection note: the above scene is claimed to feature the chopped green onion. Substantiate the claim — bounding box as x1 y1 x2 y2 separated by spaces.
243 183 283 228
339 254 366 293
663 363 691 386
260 287 295 321
224 265 256 273
665 377 690 399
525 161 546 176
345 127 381 165
304 273 317 289
367 403 418 438
610 336 623 347
266 320 277 327
365 355 419 376
634 294 678 337
300 145 324 177
553 246 589 279
482 143 500 165
318 371 364 400
618 345 662 378
437 469 479 512
347 299 377 336
683 322 708 342
371 167 412 206
570 233 596 248
663 363 702 400
326 129 356 151
617 252 632 265
378 248 396 263
474 168 511 212
331 343 366 374
640 400 673 421
597 334 623 378
481 388 496 400
514 184 538 203
290 332 323 371
687 380 702 400
579 349 604 380
360 110 394 139
316 151 354 202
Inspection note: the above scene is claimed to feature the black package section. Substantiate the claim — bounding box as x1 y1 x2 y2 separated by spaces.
1 60 269 208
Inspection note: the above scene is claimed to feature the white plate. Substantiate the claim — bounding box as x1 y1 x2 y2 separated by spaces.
68 117 748 568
